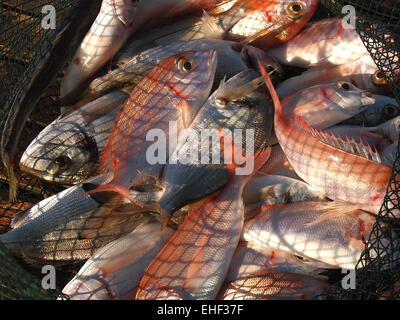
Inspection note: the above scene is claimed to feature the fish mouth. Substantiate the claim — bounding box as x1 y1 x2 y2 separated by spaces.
19 161 43 177
19 160 62 184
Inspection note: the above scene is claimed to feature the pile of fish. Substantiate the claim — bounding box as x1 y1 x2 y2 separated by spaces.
1 0 400 300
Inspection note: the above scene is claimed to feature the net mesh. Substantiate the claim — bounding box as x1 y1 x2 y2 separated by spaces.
0 0 399 300
319 0 400 300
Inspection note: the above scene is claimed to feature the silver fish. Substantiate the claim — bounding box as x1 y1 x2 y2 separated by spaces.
62 221 174 300
158 69 274 216
0 174 161 265
276 54 391 98
339 97 400 127
241 201 379 269
19 91 128 185
281 82 376 130
226 241 331 283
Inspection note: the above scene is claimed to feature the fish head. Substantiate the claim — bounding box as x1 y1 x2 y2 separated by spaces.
313 81 376 113
19 120 99 185
158 49 218 110
372 95 400 123
272 0 319 41
227 0 319 47
284 253 333 278
62 272 118 300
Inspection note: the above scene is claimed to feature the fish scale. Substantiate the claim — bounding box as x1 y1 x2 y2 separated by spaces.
241 201 378 269
158 69 274 215
268 18 369 68
136 147 270 300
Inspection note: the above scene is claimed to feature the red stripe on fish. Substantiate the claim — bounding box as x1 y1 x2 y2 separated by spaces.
337 21 344 41
166 83 191 99
269 250 275 267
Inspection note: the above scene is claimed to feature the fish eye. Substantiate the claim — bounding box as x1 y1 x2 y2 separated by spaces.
53 155 71 169
292 254 308 262
110 64 119 71
286 2 306 19
176 56 194 73
372 70 387 86
338 81 352 90
383 104 399 118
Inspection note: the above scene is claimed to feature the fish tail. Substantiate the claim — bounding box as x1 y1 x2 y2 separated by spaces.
258 60 283 116
77 183 144 208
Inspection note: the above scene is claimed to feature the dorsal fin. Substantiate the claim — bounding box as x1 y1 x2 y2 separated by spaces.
200 10 225 39
293 115 382 163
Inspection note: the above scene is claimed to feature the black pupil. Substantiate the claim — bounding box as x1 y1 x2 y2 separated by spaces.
341 83 350 90
292 4 302 12
295 255 305 260
377 71 384 79
385 106 396 116
184 61 192 70
110 64 118 71
54 156 67 167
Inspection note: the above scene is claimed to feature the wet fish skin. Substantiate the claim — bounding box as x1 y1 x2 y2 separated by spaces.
234 0 319 48
0 174 161 265
268 18 368 68
281 82 376 130
241 201 377 269
90 50 218 204
276 54 391 98
226 241 331 282
60 0 137 98
217 270 328 300
62 221 174 300
1 0 103 203
19 91 128 185
242 173 326 208
136 148 271 300
260 63 393 215
158 68 274 216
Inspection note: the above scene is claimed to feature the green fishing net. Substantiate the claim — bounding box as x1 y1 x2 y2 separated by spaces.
0 0 399 300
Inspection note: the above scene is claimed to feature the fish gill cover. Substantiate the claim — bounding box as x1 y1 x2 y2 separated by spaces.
0 0 399 300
